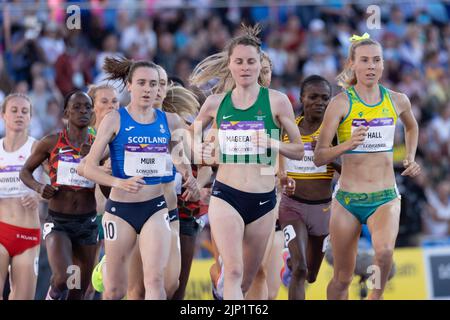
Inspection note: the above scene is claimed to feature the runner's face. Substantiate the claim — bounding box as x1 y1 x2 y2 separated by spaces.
154 68 168 107
352 44 384 87
301 82 331 119
127 67 159 108
2 97 31 132
260 57 272 87
229 45 261 87
66 93 93 128
94 88 119 125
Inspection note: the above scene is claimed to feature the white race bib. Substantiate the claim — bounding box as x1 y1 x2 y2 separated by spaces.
351 118 395 152
286 143 326 174
0 165 29 197
124 144 168 177
56 154 94 188
219 121 265 155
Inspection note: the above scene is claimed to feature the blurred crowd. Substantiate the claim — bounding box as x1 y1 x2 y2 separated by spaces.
0 0 449 246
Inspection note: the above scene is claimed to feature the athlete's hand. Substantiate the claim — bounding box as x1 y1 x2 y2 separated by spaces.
347 126 368 150
280 176 295 196
252 131 273 151
401 159 421 177
21 194 39 210
199 187 211 204
202 138 217 165
116 176 145 193
182 175 200 202
39 184 59 199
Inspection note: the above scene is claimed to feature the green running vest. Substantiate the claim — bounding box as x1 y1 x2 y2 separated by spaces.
215 87 280 164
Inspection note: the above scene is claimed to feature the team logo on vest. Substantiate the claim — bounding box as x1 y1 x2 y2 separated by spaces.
358 111 364 117
160 124 166 134
255 109 266 121
382 108 389 116
18 155 26 162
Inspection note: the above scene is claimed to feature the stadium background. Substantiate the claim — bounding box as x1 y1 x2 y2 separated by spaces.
1 0 450 299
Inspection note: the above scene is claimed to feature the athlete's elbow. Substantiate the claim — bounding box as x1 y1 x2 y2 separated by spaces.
295 144 305 161
19 169 31 187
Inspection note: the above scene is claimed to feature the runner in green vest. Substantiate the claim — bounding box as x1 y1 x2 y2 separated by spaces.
190 24 304 300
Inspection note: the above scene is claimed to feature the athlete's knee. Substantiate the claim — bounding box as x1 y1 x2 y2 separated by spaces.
224 263 244 282
127 285 145 300
144 271 165 290
332 274 353 290
254 267 267 281
374 246 394 264
104 286 127 300
291 261 308 281
51 273 69 289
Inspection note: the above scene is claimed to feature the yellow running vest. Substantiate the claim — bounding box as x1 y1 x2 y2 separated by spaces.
283 116 334 180
337 85 398 154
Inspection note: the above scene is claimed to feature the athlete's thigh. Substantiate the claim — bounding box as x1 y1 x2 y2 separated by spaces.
266 230 284 297
72 244 98 286
367 198 401 251
0 245 10 297
45 232 73 275
139 209 171 273
102 212 137 286
242 209 276 279
10 246 40 299
208 197 245 267
282 218 309 269
127 239 144 297
329 199 361 274
165 220 181 273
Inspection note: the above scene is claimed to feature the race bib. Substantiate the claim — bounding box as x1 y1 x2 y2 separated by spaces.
56 154 95 188
124 144 168 177
219 121 265 155
351 118 395 152
0 165 28 197
286 143 326 174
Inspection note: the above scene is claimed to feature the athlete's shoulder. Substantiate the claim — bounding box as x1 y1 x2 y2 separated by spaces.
201 93 226 116
204 93 227 106
325 91 350 119
267 89 292 116
165 111 185 129
385 88 410 112
268 88 289 102
386 88 409 103
37 133 59 152
330 91 349 104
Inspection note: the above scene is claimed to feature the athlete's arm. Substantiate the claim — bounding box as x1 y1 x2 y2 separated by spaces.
189 94 222 165
314 93 367 167
20 140 44 208
81 110 145 192
268 90 304 161
167 112 200 201
20 135 58 199
278 155 295 195
391 92 420 177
